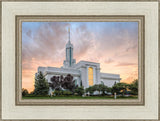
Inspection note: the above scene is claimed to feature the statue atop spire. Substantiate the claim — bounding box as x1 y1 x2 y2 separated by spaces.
66 27 72 48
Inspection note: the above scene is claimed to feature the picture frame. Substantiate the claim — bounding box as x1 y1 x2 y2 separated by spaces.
1 0 159 120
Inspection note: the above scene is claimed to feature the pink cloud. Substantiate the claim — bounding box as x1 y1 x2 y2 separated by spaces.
115 62 137 67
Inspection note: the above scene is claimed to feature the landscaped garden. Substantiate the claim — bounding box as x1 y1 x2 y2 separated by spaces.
22 72 138 99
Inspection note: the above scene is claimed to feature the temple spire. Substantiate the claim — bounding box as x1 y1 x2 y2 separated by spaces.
63 27 76 68
68 27 70 43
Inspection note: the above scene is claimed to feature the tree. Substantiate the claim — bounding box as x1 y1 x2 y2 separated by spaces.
98 84 110 95
111 83 128 96
80 80 83 87
61 74 78 92
85 84 110 96
29 90 35 95
49 76 62 91
49 74 78 92
93 84 100 93
74 86 84 96
34 71 49 96
129 79 138 95
85 86 95 95
22 88 29 96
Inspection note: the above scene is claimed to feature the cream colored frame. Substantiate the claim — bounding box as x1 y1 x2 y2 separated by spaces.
1 0 159 120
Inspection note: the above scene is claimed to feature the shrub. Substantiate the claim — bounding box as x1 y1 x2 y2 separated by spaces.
63 90 73 96
85 84 110 96
53 90 72 96
74 87 84 96
22 88 29 96
111 83 128 96
54 90 63 96
85 86 95 95
25 94 49 97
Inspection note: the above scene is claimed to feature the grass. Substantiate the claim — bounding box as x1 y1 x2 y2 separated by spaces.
22 95 138 99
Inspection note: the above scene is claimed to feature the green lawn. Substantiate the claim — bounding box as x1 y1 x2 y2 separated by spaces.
22 95 138 99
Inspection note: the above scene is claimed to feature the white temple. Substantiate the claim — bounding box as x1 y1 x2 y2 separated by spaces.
36 28 121 94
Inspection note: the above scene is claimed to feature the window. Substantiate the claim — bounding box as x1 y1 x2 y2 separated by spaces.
88 67 93 86
75 79 77 86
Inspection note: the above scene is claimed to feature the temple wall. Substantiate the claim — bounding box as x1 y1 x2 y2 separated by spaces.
37 62 121 91
100 79 120 87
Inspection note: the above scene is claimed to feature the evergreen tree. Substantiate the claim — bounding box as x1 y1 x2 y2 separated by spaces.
34 71 49 96
129 79 138 95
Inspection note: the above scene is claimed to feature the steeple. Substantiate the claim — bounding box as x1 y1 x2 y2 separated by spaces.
68 27 70 43
63 27 76 68
66 27 73 48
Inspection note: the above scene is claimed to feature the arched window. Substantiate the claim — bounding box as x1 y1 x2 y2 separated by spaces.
88 67 93 86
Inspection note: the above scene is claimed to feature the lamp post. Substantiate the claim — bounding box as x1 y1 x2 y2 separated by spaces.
114 92 117 99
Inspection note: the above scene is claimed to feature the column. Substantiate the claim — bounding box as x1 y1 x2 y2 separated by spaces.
93 67 96 85
86 66 89 88
96 67 101 84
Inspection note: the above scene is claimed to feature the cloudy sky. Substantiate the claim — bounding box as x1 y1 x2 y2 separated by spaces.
22 22 138 92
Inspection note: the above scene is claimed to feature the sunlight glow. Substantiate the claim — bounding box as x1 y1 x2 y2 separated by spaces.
88 67 93 86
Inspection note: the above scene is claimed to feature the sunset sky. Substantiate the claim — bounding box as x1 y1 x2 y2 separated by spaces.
22 22 138 92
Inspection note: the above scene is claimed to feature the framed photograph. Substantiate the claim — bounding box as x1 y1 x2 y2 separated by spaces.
16 16 144 106
1 0 159 120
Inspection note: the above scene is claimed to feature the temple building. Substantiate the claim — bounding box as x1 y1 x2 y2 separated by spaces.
36 28 121 94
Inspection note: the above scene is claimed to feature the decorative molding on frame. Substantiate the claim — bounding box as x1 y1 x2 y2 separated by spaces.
0 0 159 2
15 15 145 106
1 0 159 121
